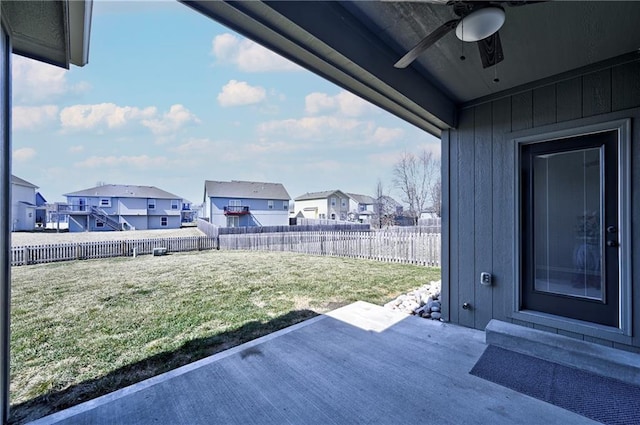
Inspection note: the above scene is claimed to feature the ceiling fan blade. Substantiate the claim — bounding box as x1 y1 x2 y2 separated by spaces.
477 31 504 69
394 19 459 69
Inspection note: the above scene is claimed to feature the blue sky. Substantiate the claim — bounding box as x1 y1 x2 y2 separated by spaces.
12 0 440 205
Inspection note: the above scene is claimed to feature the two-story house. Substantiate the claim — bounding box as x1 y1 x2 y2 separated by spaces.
64 184 184 232
204 180 290 227
11 175 38 231
294 190 350 221
346 193 376 223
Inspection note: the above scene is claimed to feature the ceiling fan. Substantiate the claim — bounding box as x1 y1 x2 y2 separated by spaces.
394 1 537 69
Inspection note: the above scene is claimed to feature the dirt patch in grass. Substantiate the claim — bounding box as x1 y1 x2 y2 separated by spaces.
10 250 439 424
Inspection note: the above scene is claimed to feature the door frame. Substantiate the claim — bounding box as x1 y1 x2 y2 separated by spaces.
512 116 631 339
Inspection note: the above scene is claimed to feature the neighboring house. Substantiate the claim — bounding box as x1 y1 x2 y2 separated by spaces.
10 175 38 231
346 193 376 223
204 180 290 227
35 192 47 226
64 184 183 232
46 202 70 230
180 200 198 223
294 190 350 221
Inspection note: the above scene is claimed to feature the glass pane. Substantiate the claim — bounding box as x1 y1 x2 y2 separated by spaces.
532 147 604 301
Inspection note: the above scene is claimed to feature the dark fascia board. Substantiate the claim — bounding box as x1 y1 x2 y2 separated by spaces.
181 0 456 136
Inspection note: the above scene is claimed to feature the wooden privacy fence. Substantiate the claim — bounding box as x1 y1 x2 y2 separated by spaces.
11 236 218 266
219 231 441 267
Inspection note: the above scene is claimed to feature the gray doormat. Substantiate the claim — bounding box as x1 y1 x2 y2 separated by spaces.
470 345 640 425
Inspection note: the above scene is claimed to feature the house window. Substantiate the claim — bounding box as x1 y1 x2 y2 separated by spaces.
268 200 274 209
171 200 179 210
319 213 326 219
283 201 289 210
96 220 104 228
331 213 336 220
341 198 347 208
359 204 366 212
100 198 111 207
331 197 336 207
229 199 241 206
161 216 168 227
148 199 156 210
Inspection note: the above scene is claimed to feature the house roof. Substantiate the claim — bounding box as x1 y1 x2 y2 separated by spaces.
11 175 38 189
182 1 640 137
295 190 347 201
346 193 375 205
64 184 182 199
204 180 291 200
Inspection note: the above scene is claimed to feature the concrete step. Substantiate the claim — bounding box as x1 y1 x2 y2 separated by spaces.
485 319 640 386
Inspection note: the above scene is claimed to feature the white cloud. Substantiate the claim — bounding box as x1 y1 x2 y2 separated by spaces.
170 138 219 155
305 90 376 117
372 127 405 145
13 147 36 162
258 116 363 140
74 155 169 169
13 105 58 130
12 55 90 103
305 93 335 115
69 145 84 153
217 80 266 107
141 104 200 136
60 103 157 131
212 33 301 72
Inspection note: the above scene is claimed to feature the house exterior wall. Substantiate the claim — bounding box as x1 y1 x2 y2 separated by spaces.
11 183 36 231
295 199 326 219
209 197 289 227
444 59 640 352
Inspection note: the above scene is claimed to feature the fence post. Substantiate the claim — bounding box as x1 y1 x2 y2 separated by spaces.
22 247 29 266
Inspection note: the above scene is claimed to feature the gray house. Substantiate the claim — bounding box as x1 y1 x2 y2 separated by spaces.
294 190 350 221
65 184 183 232
185 1 640 356
10 175 38 232
204 180 290 227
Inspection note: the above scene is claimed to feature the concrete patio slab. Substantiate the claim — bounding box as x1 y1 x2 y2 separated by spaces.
29 302 597 425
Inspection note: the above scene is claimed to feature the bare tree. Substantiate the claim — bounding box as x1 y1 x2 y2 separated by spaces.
431 176 442 218
392 150 440 224
373 179 396 228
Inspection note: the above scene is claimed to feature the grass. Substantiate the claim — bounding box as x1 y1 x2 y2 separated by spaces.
10 250 440 424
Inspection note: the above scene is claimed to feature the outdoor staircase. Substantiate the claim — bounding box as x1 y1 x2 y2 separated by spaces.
89 207 123 231
250 213 263 227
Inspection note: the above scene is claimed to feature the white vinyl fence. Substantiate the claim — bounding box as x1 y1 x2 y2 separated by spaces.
11 236 218 266
219 231 441 267
11 229 441 267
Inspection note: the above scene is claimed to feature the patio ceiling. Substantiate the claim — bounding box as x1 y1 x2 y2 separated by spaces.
182 1 640 137
1 0 92 68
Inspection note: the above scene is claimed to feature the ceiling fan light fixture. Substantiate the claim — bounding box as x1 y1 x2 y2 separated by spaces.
455 7 505 42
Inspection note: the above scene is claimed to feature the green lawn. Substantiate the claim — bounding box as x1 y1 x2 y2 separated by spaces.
10 250 439 423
